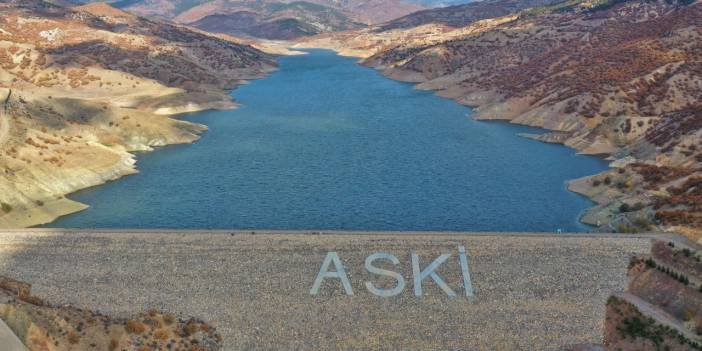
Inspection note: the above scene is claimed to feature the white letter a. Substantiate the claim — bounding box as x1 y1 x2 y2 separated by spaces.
310 252 354 296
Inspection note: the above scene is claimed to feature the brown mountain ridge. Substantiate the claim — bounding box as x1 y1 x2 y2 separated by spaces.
301 0 702 239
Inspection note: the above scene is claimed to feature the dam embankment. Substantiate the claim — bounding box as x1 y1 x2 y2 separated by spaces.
0 229 673 349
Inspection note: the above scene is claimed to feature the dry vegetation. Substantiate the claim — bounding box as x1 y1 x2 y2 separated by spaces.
0 275 223 351
304 0 702 237
595 240 702 350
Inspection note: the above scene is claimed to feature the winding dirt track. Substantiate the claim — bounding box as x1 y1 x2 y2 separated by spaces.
615 292 701 342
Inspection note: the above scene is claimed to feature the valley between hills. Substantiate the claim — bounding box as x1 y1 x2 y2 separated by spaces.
299 0 702 241
1 0 702 240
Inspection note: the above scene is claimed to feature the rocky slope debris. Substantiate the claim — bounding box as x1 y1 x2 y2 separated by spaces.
0 275 223 351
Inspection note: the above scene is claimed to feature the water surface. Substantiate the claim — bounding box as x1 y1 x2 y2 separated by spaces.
50 50 607 231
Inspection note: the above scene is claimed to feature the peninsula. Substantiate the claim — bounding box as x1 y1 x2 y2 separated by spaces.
0 1 276 227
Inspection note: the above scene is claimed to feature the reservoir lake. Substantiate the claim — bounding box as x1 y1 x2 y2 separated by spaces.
50 50 608 231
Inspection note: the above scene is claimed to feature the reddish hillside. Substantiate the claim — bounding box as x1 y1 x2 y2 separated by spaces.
311 0 702 236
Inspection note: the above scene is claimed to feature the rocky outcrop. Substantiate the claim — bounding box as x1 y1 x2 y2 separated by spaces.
0 275 223 351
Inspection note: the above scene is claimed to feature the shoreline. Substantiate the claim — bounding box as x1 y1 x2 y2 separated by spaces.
2 81 274 229
307 45 620 232
364 63 621 232
23 48 612 232
0 1 281 230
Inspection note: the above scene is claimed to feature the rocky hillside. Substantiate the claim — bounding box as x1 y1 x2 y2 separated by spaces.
188 1 364 40
376 0 565 31
302 0 702 240
575 239 702 350
0 0 275 227
82 0 424 25
0 275 223 351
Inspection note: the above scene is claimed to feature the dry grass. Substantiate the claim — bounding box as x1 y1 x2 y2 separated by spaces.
125 319 146 334
67 330 80 344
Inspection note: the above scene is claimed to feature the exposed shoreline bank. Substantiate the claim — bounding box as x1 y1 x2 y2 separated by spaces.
0 1 280 229
294 43 618 232
1 77 275 229
293 1 702 241
27 48 612 232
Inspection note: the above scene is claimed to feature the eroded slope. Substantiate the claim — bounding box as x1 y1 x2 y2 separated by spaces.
0 1 275 227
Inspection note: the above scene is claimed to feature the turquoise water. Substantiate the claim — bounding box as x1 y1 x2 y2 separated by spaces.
50 50 607 231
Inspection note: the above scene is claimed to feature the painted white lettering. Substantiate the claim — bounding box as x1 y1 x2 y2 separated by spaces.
310 252 354 296
458 246 474 298
364 252 406 297
411 252 456 297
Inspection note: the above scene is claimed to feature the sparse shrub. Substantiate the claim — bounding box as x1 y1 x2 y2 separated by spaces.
162 314 175 325
633 217 652 230
108 338 119 351
67 331 80 344
154 329 169 341
1 202 12 214
619 203 631 212
125 319 146 334
683 309 695 322
617 223 636 233
183 320 199 336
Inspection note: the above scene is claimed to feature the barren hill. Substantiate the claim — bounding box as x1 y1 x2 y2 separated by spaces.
188 1 364 40
0 0 275 227
376 0 565 31
83 0 424 25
